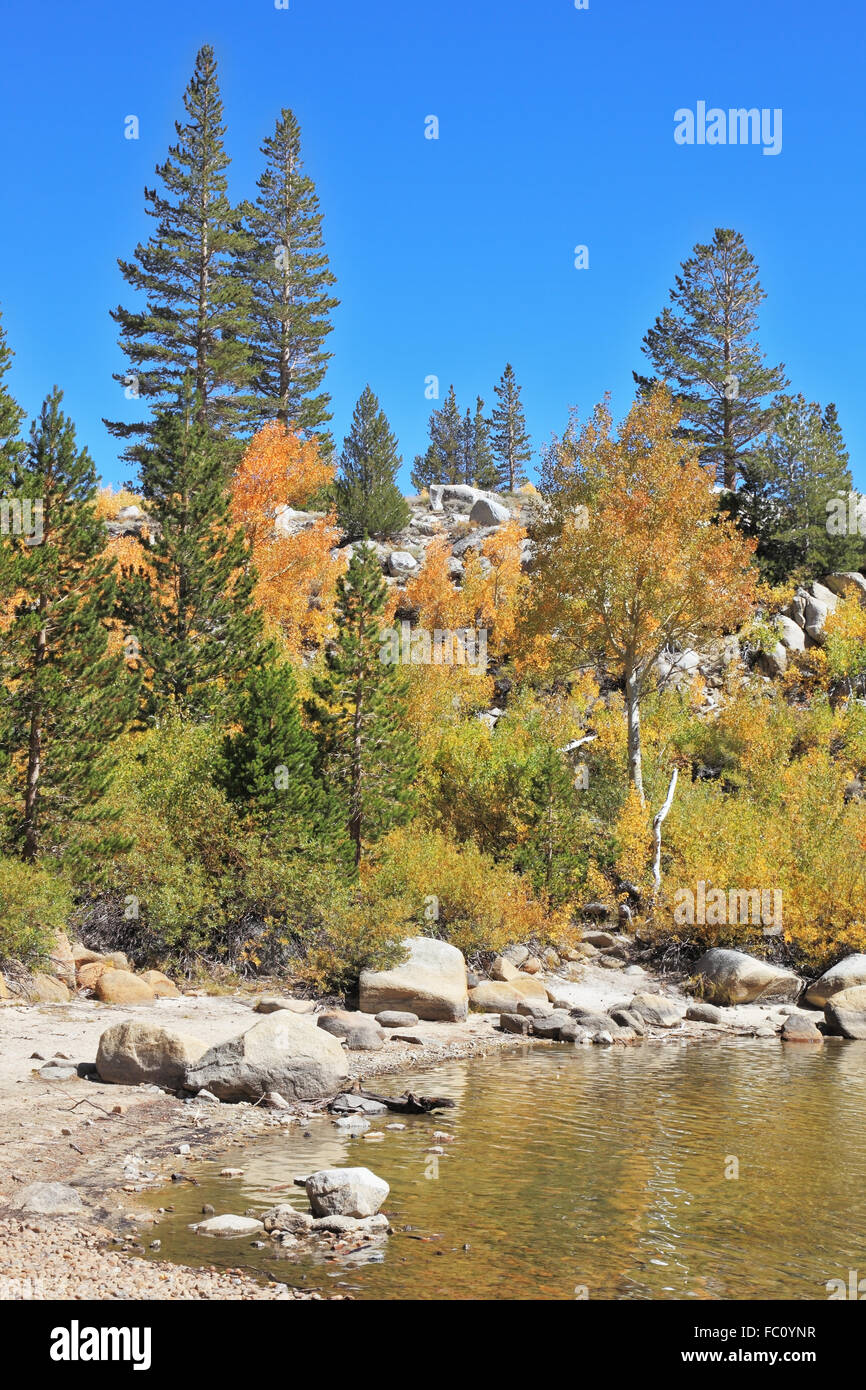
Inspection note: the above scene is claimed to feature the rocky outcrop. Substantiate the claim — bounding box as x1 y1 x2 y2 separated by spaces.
359 936 469 1022
96 1021 208 1088
184 1012 349 1102
691 948 802 1005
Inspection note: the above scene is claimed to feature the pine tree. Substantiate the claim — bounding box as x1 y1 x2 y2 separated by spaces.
0 389 137 860
635 228 787 490
410 384 463 490
0 307 25 487
307 543 416 865
106 45 252 464
470 394 497 489
491 364 531 490
218 657 336 847
738 394 862 582
334 385 409 539
119 381 262 723
240 109 339 444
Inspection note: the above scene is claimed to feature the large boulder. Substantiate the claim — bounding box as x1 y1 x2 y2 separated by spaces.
692 949 802 1005
184 1012 349 1102
359 936 468 1022
824 1003 866 1040
96 1021 208 1088
47 931 76 988
490 955 519 982
305 1167 389 1218
823 572 866 604
776 615 806 651
469 981 524 1012
803 954 866 1008
77 961 109 991
469 496 510 526
629 992 686 1028
94 970 156 1004
24 973 70 1003
387 550 418 578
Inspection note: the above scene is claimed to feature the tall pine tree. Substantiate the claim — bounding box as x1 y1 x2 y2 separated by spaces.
106 45 252 464
307 544 416 865
411 384 463 490
491 364 531 490
635 228 787 490
240 109 339 443
119 381 262 723
0 307 24 487
0 389 137 860
335 386 409 539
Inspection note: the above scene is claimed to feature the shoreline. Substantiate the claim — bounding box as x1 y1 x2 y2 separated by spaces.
0 962 815 1300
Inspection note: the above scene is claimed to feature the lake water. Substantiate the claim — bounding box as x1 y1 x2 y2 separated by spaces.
135 1039 866 1300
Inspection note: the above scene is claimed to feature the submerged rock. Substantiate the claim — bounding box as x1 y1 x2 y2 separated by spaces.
194 1215 264 1237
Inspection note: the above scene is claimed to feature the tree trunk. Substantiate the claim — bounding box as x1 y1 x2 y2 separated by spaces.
625 664 643 802
23 617 46 862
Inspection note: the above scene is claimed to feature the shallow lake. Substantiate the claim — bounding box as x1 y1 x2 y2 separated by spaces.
136 1039 866 1300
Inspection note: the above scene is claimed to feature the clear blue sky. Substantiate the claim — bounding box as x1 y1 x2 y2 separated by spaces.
1 0 864 490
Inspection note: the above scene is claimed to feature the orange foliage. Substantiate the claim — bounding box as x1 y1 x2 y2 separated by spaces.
233 422 334 529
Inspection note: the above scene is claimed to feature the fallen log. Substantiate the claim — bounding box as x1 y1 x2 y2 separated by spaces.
354 1089 455 1115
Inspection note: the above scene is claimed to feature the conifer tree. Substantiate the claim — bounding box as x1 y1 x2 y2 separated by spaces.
0 308 24 486
106 45 252 463
738 394 862 582
307 544 416 865
218 657 336 848
411 385 463 490
491 364 531 490
119 381 262 723
240 109 339 443
334 386 409 539
635 228 787 489
0 389 137 860
470 395 497 489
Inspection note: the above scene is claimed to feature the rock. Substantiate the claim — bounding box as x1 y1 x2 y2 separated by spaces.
629 992 686 1028
599 956 625 970
568 1008 623 1036
47 931 76 987
261 1205 314 1234
582 930 616 947
24 973 70 1003
558 1020 593 1044
511 976 548 1001
776 615 806 651
609 1007 646 1035
12 1182 83 1215
803 954 866 1008
77 961 109 990
502 945 529 967
334 1115 371 1133
262 1091 291 1110
388 550 418 578
593 1030 614 1046
469 981 523 1012
330 1093 389 1116
542 948 561 969
184 1012 350 1102
490 955 519 982
375 1011 420 1028
826 985 866 1011
755 642 787 677
310 1213 390 1235
39 1064 78 1081
531 1011 572 1039
582 904 612 923
515 999 554 1020
94 970 156 1005
521 956 542 974
824 1004 866 1040
304 1167 389 1218
359 936 469 1022
96 1021 209 1088
317 1010 386 1051
195 1089 220 1104
469 496 510 526
811 580 839 611
686 1002 723 1024
781 1014 824 1042
822 572 866 604
71 943 104 966
253 995 316 1015
802 594 829 643
0 973 9 1000
692 948 802 1005
104 951 131 971
139 970 181 998
499 1012 533 1035
194 1215 264 1237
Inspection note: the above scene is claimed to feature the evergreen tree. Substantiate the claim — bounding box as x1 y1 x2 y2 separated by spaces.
119 381 262 723
491 364 531 490
0 307 25 487
0 389 137 860
738 394 862 582
334 385 409 539
635 228 787 489
410 384 463 490
106 45 252 464
240 109 339 443
307 543 416 865
218 657 337 848
470 394 497 489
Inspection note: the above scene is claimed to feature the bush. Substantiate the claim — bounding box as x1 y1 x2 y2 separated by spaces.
0 857 72 965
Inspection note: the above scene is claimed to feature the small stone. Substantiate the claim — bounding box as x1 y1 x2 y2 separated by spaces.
194 1215 264 1237
374 1011 420 1028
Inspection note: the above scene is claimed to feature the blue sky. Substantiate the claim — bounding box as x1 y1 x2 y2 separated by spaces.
0 0 863 490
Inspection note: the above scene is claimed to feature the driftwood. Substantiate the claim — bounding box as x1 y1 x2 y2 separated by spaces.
355 1089 455 1114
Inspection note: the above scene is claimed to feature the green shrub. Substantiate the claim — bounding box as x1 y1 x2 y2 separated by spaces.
0 857 72 965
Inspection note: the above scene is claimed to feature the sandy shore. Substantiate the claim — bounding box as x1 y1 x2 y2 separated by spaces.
0 964 797 1300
